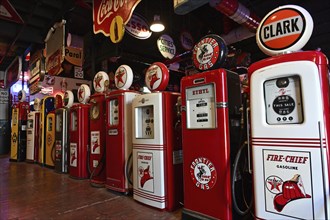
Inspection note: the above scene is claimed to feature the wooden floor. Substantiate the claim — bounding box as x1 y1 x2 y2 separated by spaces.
0 154 181 220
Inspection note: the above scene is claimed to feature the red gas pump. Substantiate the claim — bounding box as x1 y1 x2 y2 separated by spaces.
249 5 330 219
105 65 139 193
181 35 248 220
132 62 183 211
10 89 30 162
69 85 90 179
88 71 109 186
26 98 41 163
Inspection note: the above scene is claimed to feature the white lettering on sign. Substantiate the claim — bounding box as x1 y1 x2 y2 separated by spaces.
97 0 128 25
261 16 303 42
256 5 313 56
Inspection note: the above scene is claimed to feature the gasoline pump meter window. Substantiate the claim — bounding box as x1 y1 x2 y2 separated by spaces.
264 75 304 125
71 111 77 131
186 83 216 129
109 99 119 126
56 114 62 132
27 119 33 129
48 117 53 131
135 105 154 139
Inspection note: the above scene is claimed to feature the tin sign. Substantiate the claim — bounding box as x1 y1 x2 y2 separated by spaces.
93 0 141 37
125 13 152 39
256 5 313 56
157 34 176 59
145 62 169 91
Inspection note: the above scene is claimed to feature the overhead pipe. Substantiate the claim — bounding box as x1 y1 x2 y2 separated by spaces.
166 0 260 66
209 0 260 32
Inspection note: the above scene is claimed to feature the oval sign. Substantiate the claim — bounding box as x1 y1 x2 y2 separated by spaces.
125 13 152 39
256 5 313 56
33 98 41 111
78 84 91 104
157 34 176 59
180 31 194 51
64 90 74 108
115 64 134 90
192 34 228 71
93 71 109 93
145 62 169 91
189 157 217 190
18 90 26 102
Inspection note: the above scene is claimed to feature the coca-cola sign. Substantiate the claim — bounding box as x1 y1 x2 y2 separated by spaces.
93 0 141 37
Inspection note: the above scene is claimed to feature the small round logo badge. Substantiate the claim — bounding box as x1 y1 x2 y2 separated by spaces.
190 157 217 190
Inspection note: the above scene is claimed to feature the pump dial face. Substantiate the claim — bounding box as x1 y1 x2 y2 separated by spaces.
91 104 100 119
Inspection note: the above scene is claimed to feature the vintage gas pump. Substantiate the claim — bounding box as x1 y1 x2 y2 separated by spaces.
44 95 61 168
26 98 41 162
88 71 109 186
132 62 183 211
69 85 90 179
54 92 71 173
105 65 139 193
249 5 330 219
39 96 55 165
10 90 30 162
180 35 243 220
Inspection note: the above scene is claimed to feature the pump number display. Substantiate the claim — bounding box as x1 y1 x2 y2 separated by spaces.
264 75 303 124
186 84 216 129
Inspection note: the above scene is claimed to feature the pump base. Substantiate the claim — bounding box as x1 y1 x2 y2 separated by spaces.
182 208 217 220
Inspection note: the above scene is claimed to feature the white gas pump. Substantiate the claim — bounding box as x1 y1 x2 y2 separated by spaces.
249 5 330 219
26 98 41 162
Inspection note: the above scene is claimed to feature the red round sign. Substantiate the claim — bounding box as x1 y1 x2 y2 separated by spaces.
192 34 228 71
145 62 169 91
190 157 217 190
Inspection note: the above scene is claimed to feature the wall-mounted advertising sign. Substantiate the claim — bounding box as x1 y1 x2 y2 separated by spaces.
93 0 141 43
5 56 22 88
157 34 176 59
125 13 152 39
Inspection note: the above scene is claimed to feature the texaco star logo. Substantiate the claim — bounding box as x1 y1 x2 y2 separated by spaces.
94 75 103 88
266 175 283 193
116 69 126 87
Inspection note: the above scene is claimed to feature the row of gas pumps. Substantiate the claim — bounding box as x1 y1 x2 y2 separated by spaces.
8 5 330 220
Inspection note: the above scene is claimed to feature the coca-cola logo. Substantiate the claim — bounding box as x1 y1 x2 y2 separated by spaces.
93 0 141 37
97 0 127 25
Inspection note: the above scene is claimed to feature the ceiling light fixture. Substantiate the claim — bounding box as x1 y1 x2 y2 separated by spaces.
150 15 165 32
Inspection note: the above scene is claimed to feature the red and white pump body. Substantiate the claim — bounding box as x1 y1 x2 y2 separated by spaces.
250 5 330 219
105 65 139 193
26 98 41 163
69 85 91 179
132 62 183 211
89 71 109 186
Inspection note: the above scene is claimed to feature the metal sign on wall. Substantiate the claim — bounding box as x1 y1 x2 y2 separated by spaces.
0 0 23 24
93 0 142 43
5 56 22 89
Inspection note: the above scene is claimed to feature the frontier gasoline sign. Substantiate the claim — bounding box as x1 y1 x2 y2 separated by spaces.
256 5 313 56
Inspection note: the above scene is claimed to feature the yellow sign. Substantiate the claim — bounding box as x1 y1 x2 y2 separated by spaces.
110 16 125 43
64 47 83 66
